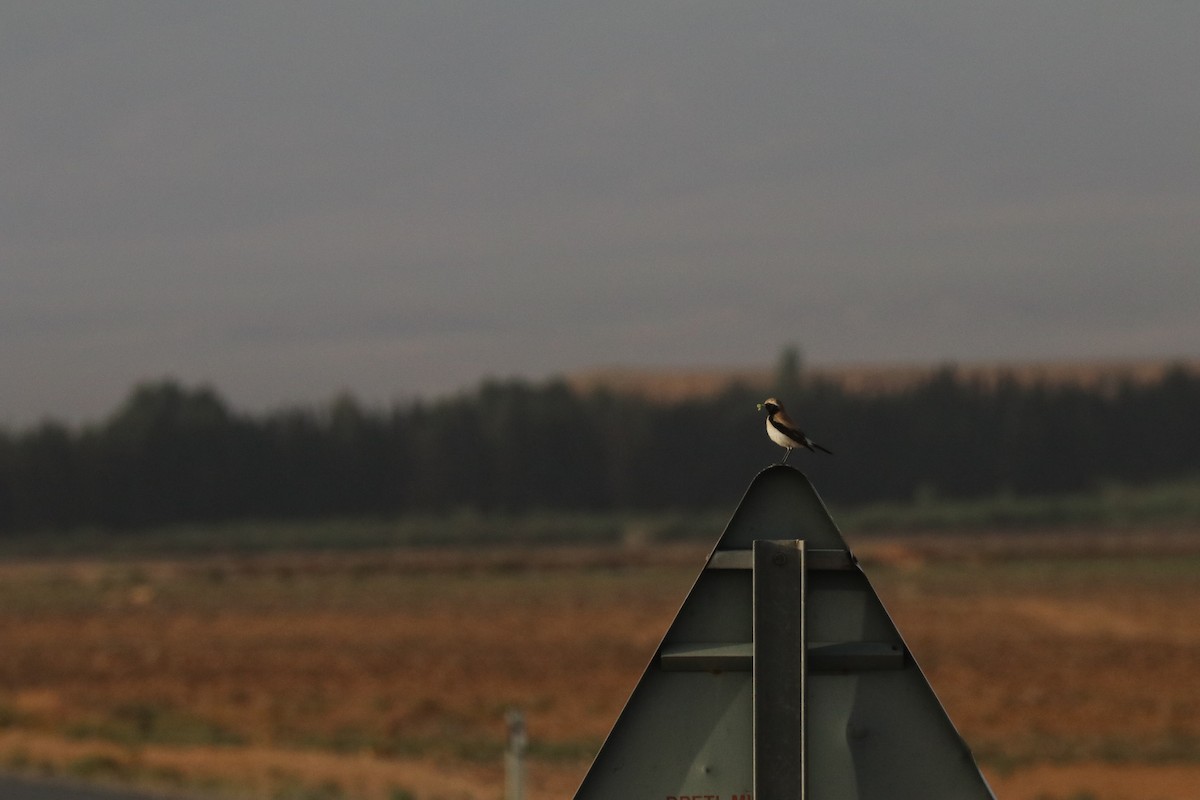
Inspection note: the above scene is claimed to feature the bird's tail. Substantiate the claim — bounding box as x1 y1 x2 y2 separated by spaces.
811 441 833 455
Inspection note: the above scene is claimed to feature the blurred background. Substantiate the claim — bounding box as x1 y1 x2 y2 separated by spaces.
3 3 1198 426
1 4 1198 800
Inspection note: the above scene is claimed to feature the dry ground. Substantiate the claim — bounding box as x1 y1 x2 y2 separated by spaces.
1 533 1198 800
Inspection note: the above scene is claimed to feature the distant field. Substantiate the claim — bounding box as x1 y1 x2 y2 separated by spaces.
2 532 1199 800
566 356 1200 401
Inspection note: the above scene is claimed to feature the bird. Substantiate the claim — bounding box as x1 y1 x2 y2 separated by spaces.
757 397 832 464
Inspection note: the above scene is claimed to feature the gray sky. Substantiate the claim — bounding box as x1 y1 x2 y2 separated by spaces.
3 3 1198 426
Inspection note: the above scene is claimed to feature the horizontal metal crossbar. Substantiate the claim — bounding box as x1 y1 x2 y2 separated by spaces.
660 642 752 672
707 548 855 571
660 641 904 672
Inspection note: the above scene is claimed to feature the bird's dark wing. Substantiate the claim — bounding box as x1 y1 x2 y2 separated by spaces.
772 415 833 454
769 416 807 445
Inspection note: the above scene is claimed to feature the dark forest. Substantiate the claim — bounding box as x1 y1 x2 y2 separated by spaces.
1 362 1198 534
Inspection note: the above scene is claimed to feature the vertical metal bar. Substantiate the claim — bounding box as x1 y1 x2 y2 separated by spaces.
505 708 527 800
753 539 806 800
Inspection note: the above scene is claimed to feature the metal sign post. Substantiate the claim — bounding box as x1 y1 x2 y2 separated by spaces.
573 465 997 800
753 539 806 800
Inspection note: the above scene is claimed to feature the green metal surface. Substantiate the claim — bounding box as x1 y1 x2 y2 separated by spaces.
572 465 997 800
753 539 807 800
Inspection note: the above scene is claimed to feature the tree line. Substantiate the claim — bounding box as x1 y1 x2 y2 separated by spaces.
1 361 1198 534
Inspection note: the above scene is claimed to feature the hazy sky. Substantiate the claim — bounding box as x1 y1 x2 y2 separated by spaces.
3 3 1198 426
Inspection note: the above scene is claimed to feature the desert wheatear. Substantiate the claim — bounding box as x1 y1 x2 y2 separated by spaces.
757 397 832 464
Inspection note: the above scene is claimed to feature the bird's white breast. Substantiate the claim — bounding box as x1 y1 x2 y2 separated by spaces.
766 417 800 448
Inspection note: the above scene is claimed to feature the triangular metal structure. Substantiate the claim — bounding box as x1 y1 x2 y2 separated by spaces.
574 465 996 800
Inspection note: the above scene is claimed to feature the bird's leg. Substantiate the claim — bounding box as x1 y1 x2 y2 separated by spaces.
781 448 791 465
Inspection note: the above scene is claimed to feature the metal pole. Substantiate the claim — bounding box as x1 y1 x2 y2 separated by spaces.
505 708 527 800
753 539 807 800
